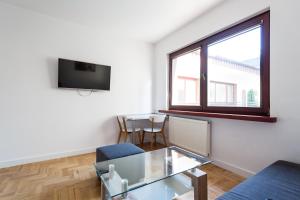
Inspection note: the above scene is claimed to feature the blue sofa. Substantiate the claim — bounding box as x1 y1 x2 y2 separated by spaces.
217 160 300 200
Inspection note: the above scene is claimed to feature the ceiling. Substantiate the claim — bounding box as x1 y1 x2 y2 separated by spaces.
0 0 225 43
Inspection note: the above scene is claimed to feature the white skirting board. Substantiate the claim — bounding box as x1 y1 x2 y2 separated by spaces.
0 146 99 169
212 159 255 177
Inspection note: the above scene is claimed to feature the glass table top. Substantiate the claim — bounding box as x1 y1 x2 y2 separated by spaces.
94 146 210 197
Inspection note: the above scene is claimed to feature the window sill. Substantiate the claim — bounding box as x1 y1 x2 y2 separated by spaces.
159 110 277 123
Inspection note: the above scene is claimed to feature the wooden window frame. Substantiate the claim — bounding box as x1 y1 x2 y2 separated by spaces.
168 11 270 116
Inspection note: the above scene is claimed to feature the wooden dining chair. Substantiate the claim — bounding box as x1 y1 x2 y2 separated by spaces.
117 116 141 144
142 115 168 147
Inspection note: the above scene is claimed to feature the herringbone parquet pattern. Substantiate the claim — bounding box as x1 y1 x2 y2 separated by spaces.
0 144 244 200
0 153 100 200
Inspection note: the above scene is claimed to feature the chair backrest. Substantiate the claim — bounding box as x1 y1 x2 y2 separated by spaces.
149 115 167 132
149 115 166 123
117 116 128 133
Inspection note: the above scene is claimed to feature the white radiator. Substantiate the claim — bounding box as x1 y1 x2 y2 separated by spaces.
169 116 211 157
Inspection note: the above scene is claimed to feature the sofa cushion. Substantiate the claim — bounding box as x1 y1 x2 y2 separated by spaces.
217 160 300 200
96 143 145 162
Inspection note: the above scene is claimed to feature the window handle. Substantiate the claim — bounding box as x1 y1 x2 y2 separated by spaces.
202 73 206 81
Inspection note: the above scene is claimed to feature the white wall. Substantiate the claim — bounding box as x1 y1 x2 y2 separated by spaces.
0 3 153 168
154 0 300 176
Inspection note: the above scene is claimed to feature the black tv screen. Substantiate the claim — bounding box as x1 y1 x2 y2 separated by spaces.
58 58 111 90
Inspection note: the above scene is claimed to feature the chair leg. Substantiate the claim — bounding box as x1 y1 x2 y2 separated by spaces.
117 131 122 144
161 132 168 147
150 133 154 149
138 131 142 145
141 132 145 145
124 132 128 143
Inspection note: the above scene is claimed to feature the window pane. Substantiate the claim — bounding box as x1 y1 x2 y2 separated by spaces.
207 26 261 107
209 81 236 106
209 83 216 102
227 85 234 103
216 83 226 103
172 49 200 106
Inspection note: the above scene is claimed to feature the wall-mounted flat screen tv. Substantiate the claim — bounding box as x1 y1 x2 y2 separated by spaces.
58 58 111 90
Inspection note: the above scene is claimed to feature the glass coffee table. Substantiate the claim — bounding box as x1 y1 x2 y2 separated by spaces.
95 146 210 200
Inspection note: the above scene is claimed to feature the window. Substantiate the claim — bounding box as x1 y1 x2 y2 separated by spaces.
169 11 270 115
209 81 237 106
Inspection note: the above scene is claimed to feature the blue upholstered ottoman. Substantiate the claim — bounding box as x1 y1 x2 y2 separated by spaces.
96 143 146 187
96 143 145 162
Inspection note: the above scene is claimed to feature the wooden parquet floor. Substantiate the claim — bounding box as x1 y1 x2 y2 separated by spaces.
0 144 244 200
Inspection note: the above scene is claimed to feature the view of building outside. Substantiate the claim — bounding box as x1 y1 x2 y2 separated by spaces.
171 25 261 108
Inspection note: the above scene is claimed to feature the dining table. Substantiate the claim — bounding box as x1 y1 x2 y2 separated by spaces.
123 113 165 144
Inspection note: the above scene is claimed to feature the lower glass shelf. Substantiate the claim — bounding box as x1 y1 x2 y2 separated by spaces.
111 173 193 200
